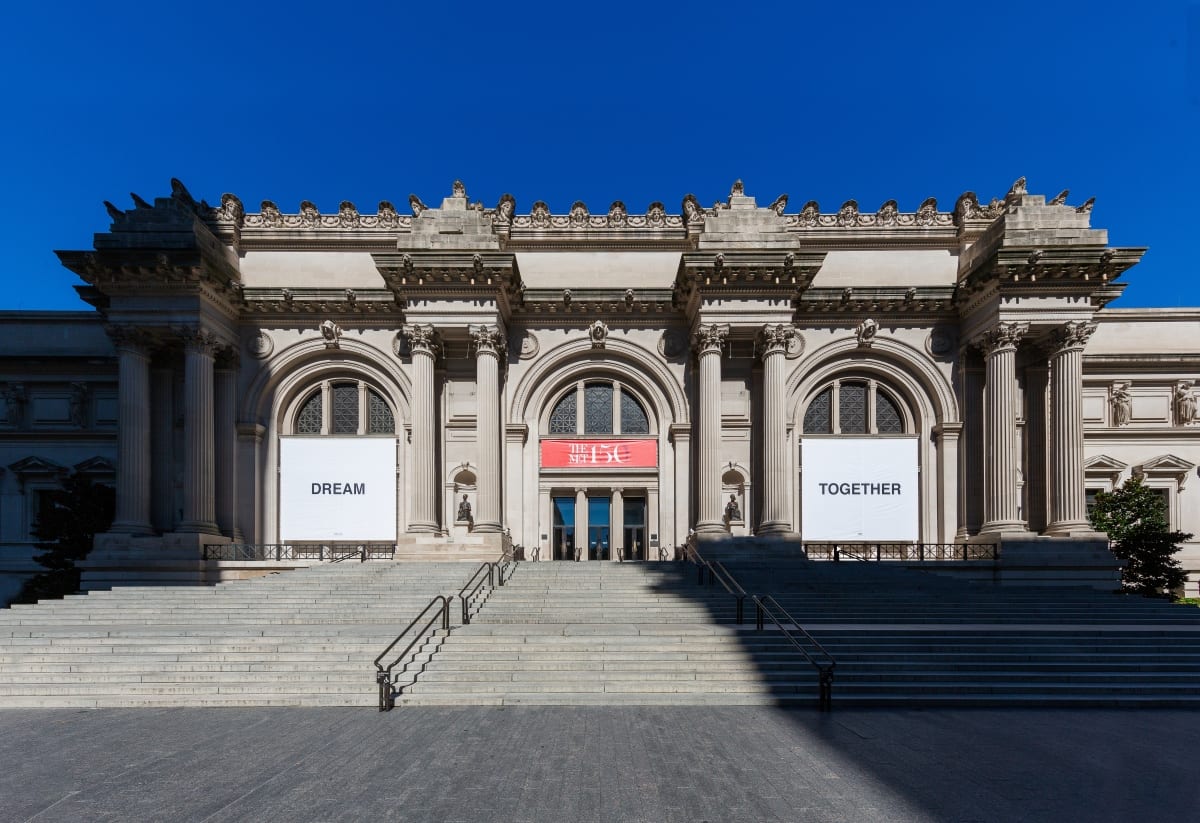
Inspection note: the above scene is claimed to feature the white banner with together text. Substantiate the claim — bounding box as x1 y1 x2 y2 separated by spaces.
801 437 918 541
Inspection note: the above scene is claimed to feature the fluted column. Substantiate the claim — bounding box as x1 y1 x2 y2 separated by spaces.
470 324 505 533
150 364 174 533
214 354 240 540
758 324 795 535
1045 320 1097 535
694 323 729 534
109 327 154 534
975 322 1029 534
403 324 440 533
179 328 219 534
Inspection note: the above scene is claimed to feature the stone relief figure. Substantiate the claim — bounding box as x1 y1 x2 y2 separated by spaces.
588 320 609 349
320 319 342 349
299 200 320 228
914 196 938 226
730 179 745 197
377 200 399 228
1110 382 1132 426
767 193 788 216
452 180 467 199
797 200 820 227
724 494 742 523
260 200 282 228
1175 381 1198 425
494 193 515 225
216 192 244 225
337 201 359 228
855 318 878 348
408 193 428 216
69 382 89 428
568 201 589 228
681 194 704 223
1 383 26 425
457 494 473 524
530 201 551 228
607 201 627 228
646 201 666 227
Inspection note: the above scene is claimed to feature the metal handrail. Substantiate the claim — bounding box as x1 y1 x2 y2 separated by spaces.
202 543 397 561
752 594 836 711
803 542 997 562
457 562 495 625
373 595 451 712
682 543 747 624
329 546 364 563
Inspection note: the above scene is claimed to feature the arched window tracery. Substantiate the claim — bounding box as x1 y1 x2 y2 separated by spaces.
546 379 651 435
802 378 909 435
291 380 395 436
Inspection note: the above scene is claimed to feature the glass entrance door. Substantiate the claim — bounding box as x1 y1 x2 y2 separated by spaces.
587 495 610 561
552 496 576 560
623 497 646 560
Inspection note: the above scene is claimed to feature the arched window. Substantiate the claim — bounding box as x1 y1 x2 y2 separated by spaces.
547 379 651 435
292 381 395 435
803 378 907 435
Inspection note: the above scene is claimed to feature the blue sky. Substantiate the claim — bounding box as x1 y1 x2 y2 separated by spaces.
2 1 1196 310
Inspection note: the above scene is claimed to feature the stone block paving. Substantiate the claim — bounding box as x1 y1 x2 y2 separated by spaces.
0 707 1197 822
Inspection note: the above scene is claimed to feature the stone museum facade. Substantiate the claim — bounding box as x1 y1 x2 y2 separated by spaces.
1 177 1198 601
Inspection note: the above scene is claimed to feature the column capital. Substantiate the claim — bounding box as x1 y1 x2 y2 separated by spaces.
469 323 507 358
1046 320 1097 356
175 325 220 357
693 323 730 356
757 323 796 358
972 321 1029 358
402 323 441 357
104 324 156 355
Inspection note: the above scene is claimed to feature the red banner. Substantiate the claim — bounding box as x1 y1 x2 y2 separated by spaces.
540 439 657 468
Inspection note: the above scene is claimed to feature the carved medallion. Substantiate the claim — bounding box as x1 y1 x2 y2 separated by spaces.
247 330 273 360
925 327 957 359
519 331 539 359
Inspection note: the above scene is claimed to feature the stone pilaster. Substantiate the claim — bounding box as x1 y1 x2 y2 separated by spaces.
1045 320 1097 536
403 324 439 533
108 327 154 535
470 324 505 533
975 322 1029 534
757 323 795 535
694 323 729 534
214 353 240 540
178 328 219 534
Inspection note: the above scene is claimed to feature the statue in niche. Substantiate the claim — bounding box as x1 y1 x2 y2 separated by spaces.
1175 381 1197 425
1111 382 1132 427
725 494 742 523
457 494 473 524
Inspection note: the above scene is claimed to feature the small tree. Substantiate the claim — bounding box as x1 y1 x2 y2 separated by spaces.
1088 474 1190 599
11 474 114 605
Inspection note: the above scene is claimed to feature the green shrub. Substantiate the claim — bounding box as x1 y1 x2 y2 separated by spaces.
1088 475 1190 599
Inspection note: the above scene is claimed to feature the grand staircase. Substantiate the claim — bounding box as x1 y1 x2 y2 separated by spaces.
4 553 1200 708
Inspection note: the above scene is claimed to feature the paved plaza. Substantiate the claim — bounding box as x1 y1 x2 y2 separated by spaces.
1 707 1197 822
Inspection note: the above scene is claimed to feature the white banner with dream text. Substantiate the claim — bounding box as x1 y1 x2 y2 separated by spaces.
801 437 918 542
279 437 397 541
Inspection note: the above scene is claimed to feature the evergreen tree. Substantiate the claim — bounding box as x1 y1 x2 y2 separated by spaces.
11 474 114 605
1088 475 1190 599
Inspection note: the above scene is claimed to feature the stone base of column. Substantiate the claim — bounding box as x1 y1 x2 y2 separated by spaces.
693 520 727 536
406 520 439 534
977 520 1034 538
175 521 222 536
756 521 794 536
106 522 155 537
472 520 503 534
1042 521 1105 539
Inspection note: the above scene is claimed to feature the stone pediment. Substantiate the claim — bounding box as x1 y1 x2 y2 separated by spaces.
1084 455 1128 485
1135 454 1196 488
8 456 66 477
73 456 115 476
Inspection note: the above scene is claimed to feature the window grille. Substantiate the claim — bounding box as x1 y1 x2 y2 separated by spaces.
803 388 833 434
839 382 867 434
549 391 577 434
876 389 904 433
584 383 613 434
620 391 649 434
296 391 322 434
332 384 358 434
367 389 394 434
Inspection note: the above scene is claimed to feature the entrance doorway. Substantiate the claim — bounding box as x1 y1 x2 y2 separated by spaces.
623 497 646 560
552 496 576 560
588 495 610 560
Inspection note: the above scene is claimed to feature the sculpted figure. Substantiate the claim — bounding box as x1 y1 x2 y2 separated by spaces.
725 494 742 522
855 318 878 347
1175 381 1197 425
1111 382 1132 426
457 494 473 522
568 201 588 228
299 200 320 227
681 194 704 223
408 193 428 216
767 193 788 216
494 193 515 225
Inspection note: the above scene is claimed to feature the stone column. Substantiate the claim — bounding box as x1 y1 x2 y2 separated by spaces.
150 364 174 533
471 324 505 533
611 488 624 561
975 322 1029 534
694 323 729 534
109 327 154 534
214 353 240 540
179 328 219 534
758 324 795 535
403 324 439 533
1045 320 1097 536
575 488 588 561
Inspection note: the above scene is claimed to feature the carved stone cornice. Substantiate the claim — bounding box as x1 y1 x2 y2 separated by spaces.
373 251 522 314
794 286 956 316
972 322 1030 358
693 323 730 356
757 324 795 358
243 200 412 232
402 323 440 357
469 324 506 358
1046 320 1097 355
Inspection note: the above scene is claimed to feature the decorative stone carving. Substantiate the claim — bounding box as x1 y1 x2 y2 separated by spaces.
926 327 957 358
176 326 220 356
1049 189 1070 206
730 179 745 197
518 331 539 359
494 193 516 225
757 323 796 356
215 193 244 225
855 318 878 348
914 197 938 226
409 194 428 216
1076 197 1095 214
693 323 729 355
260 200 283 227
953 191 1006 224
531 201 551 228
797 200 820 227
568 201 588 228
452 180 466 198
768 194 788 216
607 201 627 228
1047 320 1096 354
1005 176 1028 206
402 324 439 356
681 194 704 223
337 201 359 228
876 199 899 226
658 329 688 359
470 324 506 357
247 330 273 360
456 494 473 523
1174 380 1198 426
724 494 742 522
588 320 609 349
1 383 26 425
562 289 571 307
836 200 859 227
785 332 805 360
299 200 320 228
1110 381 1132 427
974 322 1029 357
69 382 89 427
624 288 634 305
377 201 399 228
320 319 342 349
646 202 666 227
